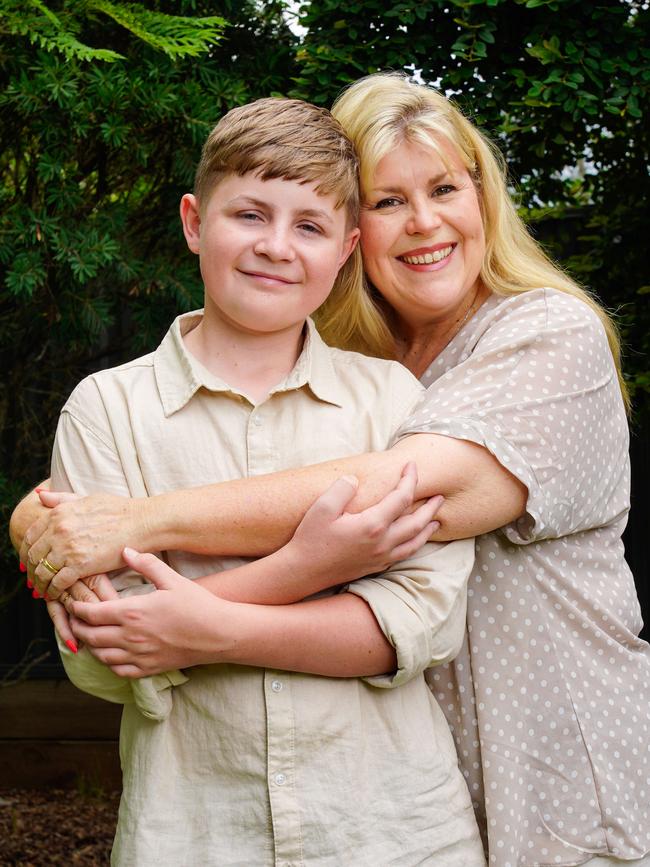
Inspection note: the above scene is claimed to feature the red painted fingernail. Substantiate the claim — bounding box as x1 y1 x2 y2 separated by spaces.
65 640 78 654
32 589 40 599
19 562 27 573
35 487 43 493
26 578 34 589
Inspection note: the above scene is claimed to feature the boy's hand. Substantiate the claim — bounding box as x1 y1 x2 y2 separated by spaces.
285 462 442 586
68 549 231 678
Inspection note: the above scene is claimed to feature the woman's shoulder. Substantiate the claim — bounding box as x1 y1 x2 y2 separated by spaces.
470 287 609 357
487 287 604 329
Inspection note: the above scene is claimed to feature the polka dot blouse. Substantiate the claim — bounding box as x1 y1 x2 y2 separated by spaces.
397 288 650 866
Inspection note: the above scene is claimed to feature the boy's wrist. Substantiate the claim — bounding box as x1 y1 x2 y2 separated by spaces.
277 538 332 597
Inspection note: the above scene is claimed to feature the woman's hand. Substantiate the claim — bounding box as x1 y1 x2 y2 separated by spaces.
284 461 442 586
21 491 146 598
68 549 231 678
46 573 119 651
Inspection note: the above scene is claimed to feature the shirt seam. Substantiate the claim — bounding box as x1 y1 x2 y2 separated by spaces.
60 406 119 454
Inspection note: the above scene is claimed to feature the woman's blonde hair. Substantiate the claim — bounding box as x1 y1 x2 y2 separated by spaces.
315 73 628 409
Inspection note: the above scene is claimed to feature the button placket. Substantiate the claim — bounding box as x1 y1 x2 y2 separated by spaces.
264 671 303 865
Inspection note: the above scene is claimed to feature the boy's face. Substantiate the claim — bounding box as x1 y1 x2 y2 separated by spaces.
180 173 359 338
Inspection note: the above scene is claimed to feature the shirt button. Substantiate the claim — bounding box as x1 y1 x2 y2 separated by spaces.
271 679 283 692
274 773 287 786
252 416 262 427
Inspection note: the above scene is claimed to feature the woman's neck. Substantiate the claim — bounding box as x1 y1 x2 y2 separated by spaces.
391 285 490 378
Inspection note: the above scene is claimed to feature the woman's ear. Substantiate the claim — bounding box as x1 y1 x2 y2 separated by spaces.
179 194 201 254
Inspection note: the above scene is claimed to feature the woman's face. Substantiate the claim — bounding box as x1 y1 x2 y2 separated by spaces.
359 137 486 334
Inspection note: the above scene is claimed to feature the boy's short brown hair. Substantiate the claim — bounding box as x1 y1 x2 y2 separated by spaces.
194 98 359 226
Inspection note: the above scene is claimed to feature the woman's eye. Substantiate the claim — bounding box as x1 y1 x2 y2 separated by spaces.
373 197 402 209
433 185 455 197
362 196 402 211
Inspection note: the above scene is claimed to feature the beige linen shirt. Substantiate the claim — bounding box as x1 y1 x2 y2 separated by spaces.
53 313 485 866
399 289 650 866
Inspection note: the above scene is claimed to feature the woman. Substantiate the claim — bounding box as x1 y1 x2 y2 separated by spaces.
15 74 650 865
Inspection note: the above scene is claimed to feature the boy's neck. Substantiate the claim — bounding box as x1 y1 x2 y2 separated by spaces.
183 307 306 404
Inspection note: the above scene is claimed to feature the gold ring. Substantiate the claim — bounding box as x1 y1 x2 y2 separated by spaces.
59 590 71 607
39 556 62 576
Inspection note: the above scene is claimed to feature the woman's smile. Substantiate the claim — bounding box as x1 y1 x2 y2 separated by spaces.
397 243 456 268
359 137 485 334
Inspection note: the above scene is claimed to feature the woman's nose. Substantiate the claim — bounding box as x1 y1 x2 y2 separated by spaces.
406 199 442 236
254 227 296 261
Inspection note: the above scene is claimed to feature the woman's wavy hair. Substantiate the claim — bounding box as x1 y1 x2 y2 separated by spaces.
314 72 628 410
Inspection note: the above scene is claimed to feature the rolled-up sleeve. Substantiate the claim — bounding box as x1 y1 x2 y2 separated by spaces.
346 537 474 688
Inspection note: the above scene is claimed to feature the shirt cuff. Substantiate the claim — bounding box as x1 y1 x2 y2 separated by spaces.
346 539 473 689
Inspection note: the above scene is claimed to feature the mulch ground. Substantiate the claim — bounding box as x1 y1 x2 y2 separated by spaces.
0 789 119 866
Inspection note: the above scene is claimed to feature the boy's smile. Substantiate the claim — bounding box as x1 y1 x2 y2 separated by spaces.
180 173 359 341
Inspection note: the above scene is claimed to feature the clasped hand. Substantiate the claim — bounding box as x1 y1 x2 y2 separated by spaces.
67 548 230 678
35 462 442 676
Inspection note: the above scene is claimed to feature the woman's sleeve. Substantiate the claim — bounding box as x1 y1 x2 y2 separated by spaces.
396 290 630 543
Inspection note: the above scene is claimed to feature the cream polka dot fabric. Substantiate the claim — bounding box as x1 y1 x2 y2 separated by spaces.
397 289 650 866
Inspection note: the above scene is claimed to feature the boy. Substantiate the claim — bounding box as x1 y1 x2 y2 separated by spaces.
45 98 484 864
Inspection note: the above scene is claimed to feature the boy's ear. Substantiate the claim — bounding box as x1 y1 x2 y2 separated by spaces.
338 227 361 268
180 194 201 254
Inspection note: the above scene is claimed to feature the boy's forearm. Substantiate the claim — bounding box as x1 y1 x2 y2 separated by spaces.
194 545 329 605
222 593 396 677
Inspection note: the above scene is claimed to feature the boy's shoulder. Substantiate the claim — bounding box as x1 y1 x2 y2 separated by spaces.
327 344 421 390
63 349 157 419
316 337 424 428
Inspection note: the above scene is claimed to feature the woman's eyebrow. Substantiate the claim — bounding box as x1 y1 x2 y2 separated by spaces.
371 171 452 194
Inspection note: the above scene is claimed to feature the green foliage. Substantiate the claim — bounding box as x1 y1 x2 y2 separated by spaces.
291 0 649 406
0 0 227 62
0 1 298 659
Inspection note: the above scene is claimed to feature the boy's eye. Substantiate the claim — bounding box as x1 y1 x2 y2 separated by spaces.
298 222 322 235
239 211 263 222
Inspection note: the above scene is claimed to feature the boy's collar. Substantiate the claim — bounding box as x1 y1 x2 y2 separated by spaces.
276 318 344 408
154 312 345 416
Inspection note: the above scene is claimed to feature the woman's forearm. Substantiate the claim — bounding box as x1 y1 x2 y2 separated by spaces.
23 433 526 588
9 481 49 553
146 433 526 553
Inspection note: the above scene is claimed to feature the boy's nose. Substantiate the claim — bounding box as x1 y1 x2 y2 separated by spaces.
254 229 296 262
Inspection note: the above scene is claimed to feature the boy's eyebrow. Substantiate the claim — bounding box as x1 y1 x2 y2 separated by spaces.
229 196 335 225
